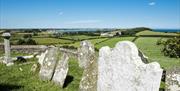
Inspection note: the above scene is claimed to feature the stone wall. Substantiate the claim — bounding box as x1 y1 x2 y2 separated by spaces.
11 45 48 54
0 44 48 54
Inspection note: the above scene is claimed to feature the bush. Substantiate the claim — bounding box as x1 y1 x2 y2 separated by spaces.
17 38 37 45
23 34 32 38
156 38 163 45
161 37 180 58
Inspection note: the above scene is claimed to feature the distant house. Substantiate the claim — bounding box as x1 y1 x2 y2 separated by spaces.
47 30 58 34
100 33 114 37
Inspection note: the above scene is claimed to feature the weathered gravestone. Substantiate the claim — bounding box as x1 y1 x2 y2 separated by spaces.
52 53 69 87
2 33 13 66
98 41 163 91
39 47 59 81
165 67 180 91
78 40 98 91
38 50 48 66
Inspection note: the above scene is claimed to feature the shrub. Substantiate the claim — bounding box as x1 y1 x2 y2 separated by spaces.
23 34 32 38
156 38 163 45
17 38 37 45
161 37 180 58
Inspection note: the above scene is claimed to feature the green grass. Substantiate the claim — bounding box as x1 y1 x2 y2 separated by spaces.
95 37 134 49
62 35 99 40
33 38 74 45
68 38 109 48
134 37 180 70
0 57 83 91
0 51 31 57
136 30 178 36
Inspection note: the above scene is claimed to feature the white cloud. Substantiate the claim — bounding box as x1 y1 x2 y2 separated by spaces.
149 2 156 6
66 20 102 24
59 12 63 15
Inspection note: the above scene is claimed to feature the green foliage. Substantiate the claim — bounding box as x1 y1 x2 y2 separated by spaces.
17 38 37 45
161 37 180 58
33 32 38 36
156 38 163 45
23 34 32 38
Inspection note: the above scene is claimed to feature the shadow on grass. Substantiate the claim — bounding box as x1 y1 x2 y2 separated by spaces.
0 84 23 91
63 75 74 88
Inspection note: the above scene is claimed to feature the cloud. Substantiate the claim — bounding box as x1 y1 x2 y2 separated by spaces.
149 2 156 6
66 20 102 24
59 12 63 15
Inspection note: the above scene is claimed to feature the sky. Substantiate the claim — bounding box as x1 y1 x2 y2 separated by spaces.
0 0 180 29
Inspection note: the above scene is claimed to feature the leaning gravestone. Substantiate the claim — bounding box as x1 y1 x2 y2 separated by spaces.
39 47 59 81
166 67 180 91
78 41 97 91
38 50 48 66
52 53 69 87
98 41 163 91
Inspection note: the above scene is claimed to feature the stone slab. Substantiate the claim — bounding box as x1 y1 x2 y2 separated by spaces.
98 41 163 91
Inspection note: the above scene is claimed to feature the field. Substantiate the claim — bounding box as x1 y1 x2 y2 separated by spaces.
61 35 100 40
0 31 179 90
32 38 74 45
136 30 178 36
135 37 180 69
0 57 82 91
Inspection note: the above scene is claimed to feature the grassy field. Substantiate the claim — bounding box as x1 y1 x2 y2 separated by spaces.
68 38 109 48
135 37 180 70
61 35 100 40
0 57 82 91
32 38 74 45
95 37 134 49
136 30 178 36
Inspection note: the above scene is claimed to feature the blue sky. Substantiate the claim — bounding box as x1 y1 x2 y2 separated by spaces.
0 0 180 29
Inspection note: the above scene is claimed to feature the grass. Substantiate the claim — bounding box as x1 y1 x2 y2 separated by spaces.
136 30 178 36
61 35 99 40
95 37 134 49
134 37 180 70
0 57 83 91
0 51 31 57
32 38 74 45
68 38 109 48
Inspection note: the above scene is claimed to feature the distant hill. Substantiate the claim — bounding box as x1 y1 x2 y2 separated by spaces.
118 27 152 36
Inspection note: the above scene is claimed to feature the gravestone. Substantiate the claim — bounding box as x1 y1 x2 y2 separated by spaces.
78 41 98 91
166 67 180 91
52 53 69 87
39 47 59 81
78 40 95 69
2 33 13 66
98 41 163 91
38 50 48 65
